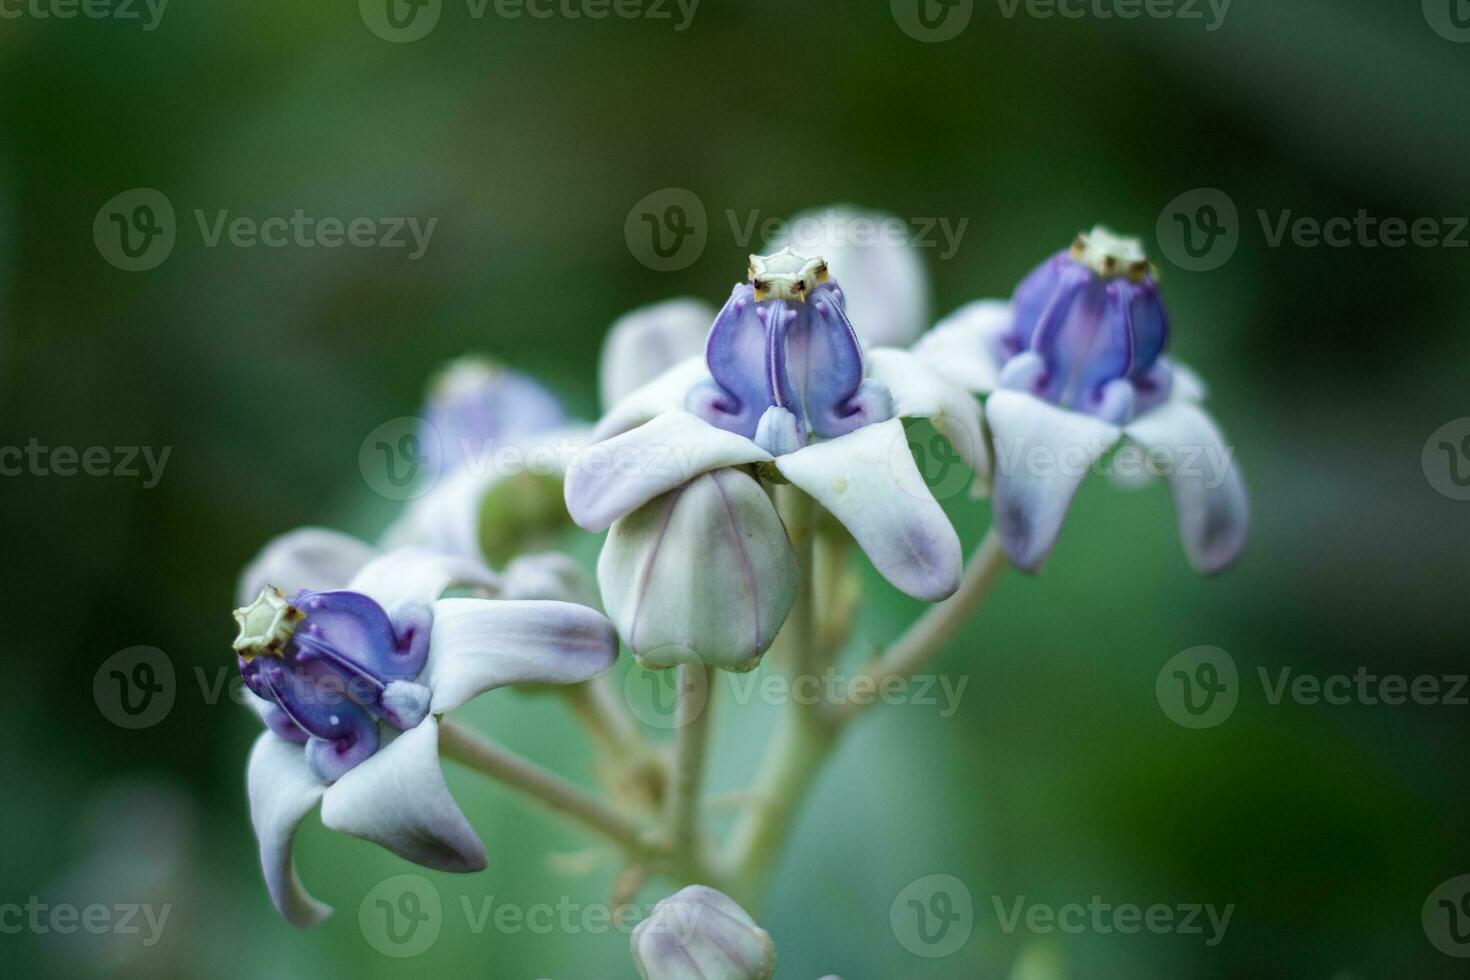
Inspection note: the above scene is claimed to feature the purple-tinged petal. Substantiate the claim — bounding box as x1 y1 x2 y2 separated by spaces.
598 469 798 671
423 598 618 713
776 419 962 601
290 589 429 682
595 356 712 443
696 284 770 439
250 655 381 783
320 717 486 873
600 298 715 411
1031 268 1130 410
865 347 990 485
1125 397 1248 575
237 528 377 606
631 884 776 980
781 282 881 439
564 412 770 532
753 406 803 457
422 356 566 476
246 731 329 928
911 300 1015 394
347 547 498 610
1010 251 1070 348
986 389 1122 572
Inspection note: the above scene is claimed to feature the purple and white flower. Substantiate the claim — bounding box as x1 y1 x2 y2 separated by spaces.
913 226 1249 574
234 548 617 927
630 885 775 980
600 297 716 411
565 248 985 668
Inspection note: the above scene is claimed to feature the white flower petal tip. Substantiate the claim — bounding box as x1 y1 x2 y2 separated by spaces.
1125 398 1248 575
246 732 331 928
986 390 1123 573
631 884 776 980
754 406 802 456
424 598 619 714
565 412 771 532
320 719 486 874
600 298 716 411
237 527 377 606
776 419 962 602
501 552 601 608
347 548 499 609
592 357 713 443
865 347 990 482
599 469 798 671
911 299 1014 393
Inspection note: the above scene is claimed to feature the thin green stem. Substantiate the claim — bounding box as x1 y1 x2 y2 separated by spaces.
438 719 655 856
667 664 716 856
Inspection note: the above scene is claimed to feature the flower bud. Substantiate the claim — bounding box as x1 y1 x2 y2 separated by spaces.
631 885 775 980
600 298 715 410
422 355 566 475
598 469 797 672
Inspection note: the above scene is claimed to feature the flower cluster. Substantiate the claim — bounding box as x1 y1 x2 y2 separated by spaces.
227 207 1246 974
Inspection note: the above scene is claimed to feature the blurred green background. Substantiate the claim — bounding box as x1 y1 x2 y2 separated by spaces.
3 0 1469 977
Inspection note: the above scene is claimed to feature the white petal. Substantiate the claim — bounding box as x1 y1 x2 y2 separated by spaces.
423 597 618 713
347 547 499 609
237 528 377 605
769 204 930 348
865 347 990 484
246 732 329 928
598 469 798 670
1126 397 1248 574
320 717 486 873
986 390 1122 572
776 419 962 601
911 300 1013 393
1169 358 1209 402
592 356 712 443
599 298 715 411
565 412 770 532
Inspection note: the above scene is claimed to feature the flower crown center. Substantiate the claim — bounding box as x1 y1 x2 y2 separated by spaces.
1069 225 1150 282
748 246 829 303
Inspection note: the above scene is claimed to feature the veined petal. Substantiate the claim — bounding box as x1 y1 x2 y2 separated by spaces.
865 347 990 484
987 389 1122 572
246 732 329 928
564 412 770 532
592 357 713 443
911 300 1015 394
320 717 485 873
237 528 377 606
1125 397 1248 575
347 548 499 610
776 419 962 601
598 469 798 670
423 598 618 713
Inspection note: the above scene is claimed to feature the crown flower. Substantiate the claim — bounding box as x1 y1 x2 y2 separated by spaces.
913 226 1248 573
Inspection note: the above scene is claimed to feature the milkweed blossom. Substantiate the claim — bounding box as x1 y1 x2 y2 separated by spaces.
913 226 1248 573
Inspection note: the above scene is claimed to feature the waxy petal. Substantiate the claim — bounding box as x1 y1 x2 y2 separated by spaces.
631 884 776 980
237 528 377 606
423 598 618 713
246 732 329 928
598 469 798 670
565 412 770 532
600 297 715 411
593 357 713 443
1126 397 1248 574
776 419 962 601
780 283 876 439
320 717 486 873
911 300 1015 394
865 347 990 484
347 547 498 610
697 284 772 439
986 389 1122 572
